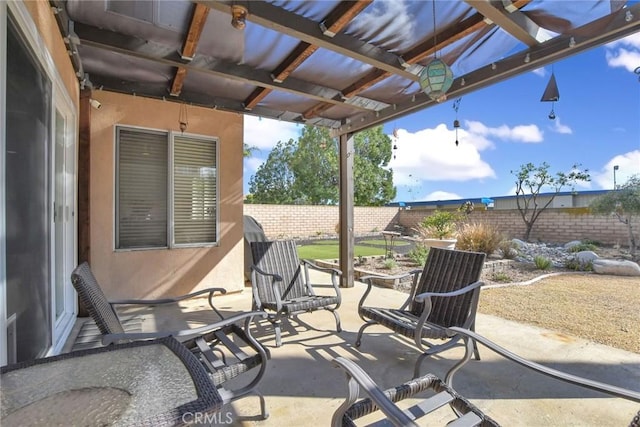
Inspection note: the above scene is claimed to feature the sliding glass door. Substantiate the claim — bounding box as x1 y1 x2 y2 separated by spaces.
2 5 77 364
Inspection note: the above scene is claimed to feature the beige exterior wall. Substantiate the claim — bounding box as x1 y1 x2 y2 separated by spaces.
89 91 244 298
23 0 79 109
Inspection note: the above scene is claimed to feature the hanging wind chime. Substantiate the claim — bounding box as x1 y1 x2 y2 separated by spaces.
179 102 189 133
540 67 560 120
452 97 462 146
392 126 399 159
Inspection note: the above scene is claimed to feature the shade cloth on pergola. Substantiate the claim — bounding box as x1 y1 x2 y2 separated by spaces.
52 0 640 286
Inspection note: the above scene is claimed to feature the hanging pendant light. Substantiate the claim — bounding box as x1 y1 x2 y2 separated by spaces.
541 70 560 120
179 103 188 133
419 1 454 102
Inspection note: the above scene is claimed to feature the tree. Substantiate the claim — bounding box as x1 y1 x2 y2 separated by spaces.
290 126 339 204
353 126 396 206
512 162 590 241
243 143 258 158
590 175 640 259
248 125 396 206
247 139 299 204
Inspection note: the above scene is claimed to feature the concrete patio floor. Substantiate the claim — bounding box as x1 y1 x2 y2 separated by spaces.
66 271 640 426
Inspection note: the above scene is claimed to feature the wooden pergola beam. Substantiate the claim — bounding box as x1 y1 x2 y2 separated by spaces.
170 3 210 96
302 1 530 120
245 1 372 110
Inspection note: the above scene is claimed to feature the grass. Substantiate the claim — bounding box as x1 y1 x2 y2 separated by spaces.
297 242 385 260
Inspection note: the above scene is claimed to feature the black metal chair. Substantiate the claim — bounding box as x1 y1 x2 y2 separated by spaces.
70 262 270 420
333 327 640 426
250 240 342 347
356 247 486 377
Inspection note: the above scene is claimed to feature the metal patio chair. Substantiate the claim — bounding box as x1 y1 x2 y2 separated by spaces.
332 327 640 426
250 240 342 347
356 247 486 377
70 262 270 420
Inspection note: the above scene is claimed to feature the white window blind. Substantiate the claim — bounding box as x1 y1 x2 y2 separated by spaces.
116 128 168 249
173 134 217 245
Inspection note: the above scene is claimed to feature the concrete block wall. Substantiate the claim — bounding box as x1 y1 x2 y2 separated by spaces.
244 204 636 246
398 208 635 246
243 204 399 239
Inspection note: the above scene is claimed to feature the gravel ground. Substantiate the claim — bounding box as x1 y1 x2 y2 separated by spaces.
360 254 640 354
479 273 640 354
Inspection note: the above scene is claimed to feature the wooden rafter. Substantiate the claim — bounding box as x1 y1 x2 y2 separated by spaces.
244 0 373 110
303 0 531 119
170 3 210 96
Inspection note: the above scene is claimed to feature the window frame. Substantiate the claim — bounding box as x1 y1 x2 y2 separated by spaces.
114 125 220 251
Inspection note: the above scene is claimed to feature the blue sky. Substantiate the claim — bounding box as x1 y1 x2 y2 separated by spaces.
243 32 640 203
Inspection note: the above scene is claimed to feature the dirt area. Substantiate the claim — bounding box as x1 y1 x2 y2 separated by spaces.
356 251 640 354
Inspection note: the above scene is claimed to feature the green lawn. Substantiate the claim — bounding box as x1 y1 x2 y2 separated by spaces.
297 242 385 260
359 239 410 247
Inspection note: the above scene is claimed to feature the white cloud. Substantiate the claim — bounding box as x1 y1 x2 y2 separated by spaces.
244 115 300 151
605 32 640 72
389 124 496 189
532 67 546 77
592 151 640 189
421 191 462 201
465 120 543 143
550 117 572 134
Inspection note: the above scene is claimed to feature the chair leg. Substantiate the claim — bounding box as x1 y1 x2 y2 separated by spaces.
273 321 283 347
414 352 428 378
330 309 342 333
355 321 376 348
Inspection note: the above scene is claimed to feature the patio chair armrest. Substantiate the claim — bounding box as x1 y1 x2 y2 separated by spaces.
302 259 342 277
109 287 227 306
109 287 229 320
331 357 418 427
445 327 640 404
357 269 422 311
414 280 483 303
102 311 268 345
250 264 283 282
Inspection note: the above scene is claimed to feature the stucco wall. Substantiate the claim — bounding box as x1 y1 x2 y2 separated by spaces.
24 0 79 109
90 91 244 298
244 204 636 247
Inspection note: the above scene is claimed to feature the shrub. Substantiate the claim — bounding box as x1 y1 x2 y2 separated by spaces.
533 255 552 270
407 245 429 266
568 242 599 253
414 210 461 240
491 272 511 283
498 240 519 259
455 222 503 255
564 257 594 271
382 258 397 269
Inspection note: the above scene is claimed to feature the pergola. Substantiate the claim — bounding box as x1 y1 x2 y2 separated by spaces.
52 0 640 286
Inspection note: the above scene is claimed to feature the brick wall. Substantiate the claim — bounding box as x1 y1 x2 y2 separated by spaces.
244 204 636 246
243 204 399 239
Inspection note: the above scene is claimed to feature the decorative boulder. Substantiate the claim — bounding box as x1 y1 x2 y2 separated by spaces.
575 251 599 264
592 259 640 276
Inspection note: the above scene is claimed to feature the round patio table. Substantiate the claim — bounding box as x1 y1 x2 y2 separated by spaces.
1 337 222 426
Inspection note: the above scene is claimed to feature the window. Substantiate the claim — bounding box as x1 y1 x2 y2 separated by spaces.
116 127 218 249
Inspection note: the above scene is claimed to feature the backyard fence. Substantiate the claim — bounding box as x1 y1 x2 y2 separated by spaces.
244 204 636 247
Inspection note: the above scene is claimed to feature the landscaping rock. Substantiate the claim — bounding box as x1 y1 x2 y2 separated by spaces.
575 251 599 263
592 259 640 276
